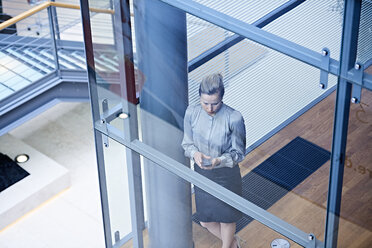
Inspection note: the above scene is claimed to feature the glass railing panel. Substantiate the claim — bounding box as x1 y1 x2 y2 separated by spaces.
337 88 372 247
51 4 115 75
102 135 136 246
232 219 301 248
2 0 51 37
105 136 318 248
54 1 84 43
356 1 372 66
84 0 137 140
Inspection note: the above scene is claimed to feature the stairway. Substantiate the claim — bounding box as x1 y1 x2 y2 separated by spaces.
0 33 120 102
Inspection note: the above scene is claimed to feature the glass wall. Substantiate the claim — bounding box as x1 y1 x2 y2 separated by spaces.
186 6 340 244
81 0 372 247
102 136 133 245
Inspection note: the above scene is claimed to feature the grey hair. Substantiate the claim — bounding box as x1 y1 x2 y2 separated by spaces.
199 73 225 98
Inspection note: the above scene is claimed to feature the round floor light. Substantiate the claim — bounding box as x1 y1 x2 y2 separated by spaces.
271 238 290 248
15 154 29 163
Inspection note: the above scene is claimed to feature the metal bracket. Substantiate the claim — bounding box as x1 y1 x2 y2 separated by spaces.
114 231 120 243
306 233 316 248
101 118 109 147
305 233 324 248
319 48 330 90
350 63 364 104
102 99 109 147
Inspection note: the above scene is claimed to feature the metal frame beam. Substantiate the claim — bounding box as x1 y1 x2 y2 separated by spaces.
113 0 144 247
47 6 60 74
80 0 113 247
188 0 306 72
0 71 116 119
0 71 60 115
0 81 89 136
162 0 372 90
325 1 362 247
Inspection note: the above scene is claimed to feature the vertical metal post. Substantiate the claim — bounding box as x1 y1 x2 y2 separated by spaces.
47 6 60 74
113 0 145 247
50 0 60 40
80 0 113 247
325 0 361 247
133 0 193 247
109 0 117 48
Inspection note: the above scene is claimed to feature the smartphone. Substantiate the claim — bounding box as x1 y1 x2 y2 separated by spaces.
201 158 212 167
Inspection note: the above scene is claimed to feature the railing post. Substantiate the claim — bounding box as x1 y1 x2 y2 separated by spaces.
47 6 60 75
80 0 113 247
113 0 145 247
50 0 60 40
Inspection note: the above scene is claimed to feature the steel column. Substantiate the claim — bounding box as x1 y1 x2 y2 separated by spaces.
80 0 113 247
325 0 361 247
47 6 60 75
113 0 145 247
50 0 61 40
133 0 192 247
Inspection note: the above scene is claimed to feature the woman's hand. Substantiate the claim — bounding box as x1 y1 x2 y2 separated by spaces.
194 152 221 170
204 158 221 170
194 152 211 169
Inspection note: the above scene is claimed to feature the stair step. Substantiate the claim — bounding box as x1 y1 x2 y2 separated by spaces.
40 50 78 70
57 50 86 69
99 54 119 67
6 48 52 74
0 86 14 101
69 51 108 72
24 48 56 69
0 51 43 84
72 51 117 72
0 66 33 91
93 53 118 71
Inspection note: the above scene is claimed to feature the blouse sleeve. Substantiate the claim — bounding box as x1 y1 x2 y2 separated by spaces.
216 111 246 168
181 106 199 161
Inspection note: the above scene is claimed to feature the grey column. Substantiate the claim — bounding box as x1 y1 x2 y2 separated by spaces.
133 0 193 247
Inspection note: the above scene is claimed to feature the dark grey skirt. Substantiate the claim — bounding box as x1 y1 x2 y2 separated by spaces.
194 164 242 223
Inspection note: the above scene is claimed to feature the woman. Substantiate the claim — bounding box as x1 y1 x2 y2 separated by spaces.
182 73 246 248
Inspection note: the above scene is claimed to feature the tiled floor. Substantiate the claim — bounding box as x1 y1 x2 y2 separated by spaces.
0 102 106 248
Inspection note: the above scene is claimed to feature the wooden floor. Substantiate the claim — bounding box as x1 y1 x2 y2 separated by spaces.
122 88 372 248
236 88 372 248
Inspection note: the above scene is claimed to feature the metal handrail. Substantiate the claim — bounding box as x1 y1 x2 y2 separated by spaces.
0 1 114 31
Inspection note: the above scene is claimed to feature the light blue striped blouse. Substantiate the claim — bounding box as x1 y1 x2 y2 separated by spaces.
182 103 246 168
